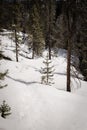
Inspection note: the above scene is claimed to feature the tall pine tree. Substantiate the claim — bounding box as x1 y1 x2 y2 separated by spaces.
30 4 45 58
43 0 56 59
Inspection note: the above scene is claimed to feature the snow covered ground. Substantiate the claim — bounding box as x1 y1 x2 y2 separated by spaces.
0 30 87 130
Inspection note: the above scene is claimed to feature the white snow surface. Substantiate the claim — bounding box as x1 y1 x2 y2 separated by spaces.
0 30 87 130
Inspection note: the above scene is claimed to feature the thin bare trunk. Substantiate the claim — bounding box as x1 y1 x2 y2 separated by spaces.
48 1 51 60
67 39 71 92
15 29 18 62
32 42 34 59
49 42 51 60
66 0 71 92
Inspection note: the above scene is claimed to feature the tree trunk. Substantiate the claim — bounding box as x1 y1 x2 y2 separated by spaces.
15 29 18 62
32 41 34 59
48 1 52 60
49 41 51 60
66 39 71 92
66 0 71 92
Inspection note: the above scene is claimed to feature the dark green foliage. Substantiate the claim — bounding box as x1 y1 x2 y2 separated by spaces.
0 71 8 80
81 60 87 80
41 53 54 85
0 84 7 89
0 71 8 89
0 40 8 88
0 0 87 81
30 4 44 57
43 0 56 59
0 1 10 28
0 100 11 118
53 14 67 52
76 0 87 80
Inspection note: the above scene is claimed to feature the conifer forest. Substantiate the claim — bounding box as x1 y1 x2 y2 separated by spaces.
1 0 87 82
0 1 87 130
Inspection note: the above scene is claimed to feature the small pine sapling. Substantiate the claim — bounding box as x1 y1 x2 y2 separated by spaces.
0 70 8 89
0 100 11 119
41 53 54 85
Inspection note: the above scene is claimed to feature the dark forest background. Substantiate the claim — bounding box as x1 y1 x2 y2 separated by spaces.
0 0 87 82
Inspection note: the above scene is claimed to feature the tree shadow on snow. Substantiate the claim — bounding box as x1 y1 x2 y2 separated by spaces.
54 72 66 76
6 75 39 85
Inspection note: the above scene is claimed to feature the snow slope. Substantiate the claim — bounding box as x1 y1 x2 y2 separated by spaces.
0 30 87 130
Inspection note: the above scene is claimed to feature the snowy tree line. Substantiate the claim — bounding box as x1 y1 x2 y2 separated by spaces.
0 0 87 87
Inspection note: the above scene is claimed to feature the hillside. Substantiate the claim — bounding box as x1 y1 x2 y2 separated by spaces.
0 30 87 130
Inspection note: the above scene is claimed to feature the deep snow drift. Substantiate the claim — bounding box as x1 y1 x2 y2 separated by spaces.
0 30 87 130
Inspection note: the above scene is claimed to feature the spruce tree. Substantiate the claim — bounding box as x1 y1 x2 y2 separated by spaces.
0 40 8 88
0 71 8 89
41 53 54 85
0 100 11 119
30 4 44 58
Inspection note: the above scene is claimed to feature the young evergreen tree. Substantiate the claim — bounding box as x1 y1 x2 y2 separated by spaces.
0 40 8 88
0 71 8 89
0 100 11 119
41 53 54 85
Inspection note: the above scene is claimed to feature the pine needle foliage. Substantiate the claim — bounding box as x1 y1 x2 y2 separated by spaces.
0 100 11 119
0 71 7 80
0 71 8 89
41 53 54 85
30 4 44 57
